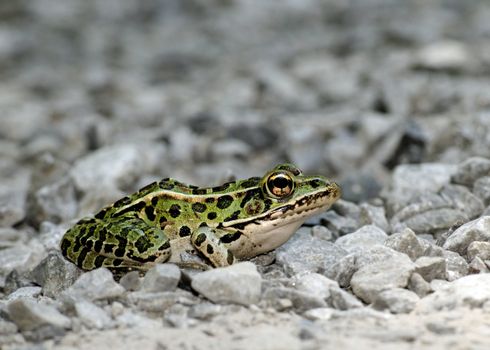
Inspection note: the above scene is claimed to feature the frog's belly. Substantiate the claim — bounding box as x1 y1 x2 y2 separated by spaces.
230 221 304 260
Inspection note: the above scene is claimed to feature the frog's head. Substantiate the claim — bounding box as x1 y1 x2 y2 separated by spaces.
221 163 341 257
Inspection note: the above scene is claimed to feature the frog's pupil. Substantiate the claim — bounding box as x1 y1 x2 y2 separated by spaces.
273 176 290 189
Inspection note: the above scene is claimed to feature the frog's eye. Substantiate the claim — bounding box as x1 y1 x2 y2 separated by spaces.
265 172 295 198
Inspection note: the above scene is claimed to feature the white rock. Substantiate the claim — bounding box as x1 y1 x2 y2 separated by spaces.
417 274 490 312
191 262 261 305
303 307 335 321
414 40 472 71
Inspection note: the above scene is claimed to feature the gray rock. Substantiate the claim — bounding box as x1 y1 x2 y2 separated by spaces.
31 250 82 298
115 310 161 329
164 303 196 328
141 264 180 292
335 225 388 254
414 256 446 282
62 268 125 302
0 240 46 275
440 184 484 220
417 274 490 312
418 238 445 257
74 300 112 330
390 191 467 235
37 221 67 251
467 241 490 261
319 211 360 236
126 291 194 313
372 288 419 314
7 299 71 340
473 176 490 205
262 287 327 313
3 269 33 295
324 253 357 287
407 272 432 298
70 143 165 193
191 262 261 305
384 228 424 261
451 157 490 186
469 256 489 274
0 194 25 227
350 254 416 303
331 199 362 220
276 227 348 275
359 203 391 233
292 272 338 300
442 250 469 281
310 225 334 241
328 286 363 310
0 319 18 336
28 176 78 227
119 271 142 291
188 303 223 320
386 163 456 213
443 216 490 255
6 286 42 301
325 245 408 287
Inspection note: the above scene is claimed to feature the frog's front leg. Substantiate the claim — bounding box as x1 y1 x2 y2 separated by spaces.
61 214 172 270
190 226 237 267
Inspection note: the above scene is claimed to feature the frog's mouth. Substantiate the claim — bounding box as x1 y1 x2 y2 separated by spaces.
223 187 338 258
223 186 339 232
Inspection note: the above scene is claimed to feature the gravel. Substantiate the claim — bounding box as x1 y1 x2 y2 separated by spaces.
3 1 490 349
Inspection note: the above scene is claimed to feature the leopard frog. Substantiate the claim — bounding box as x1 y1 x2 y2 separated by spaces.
60 163 341 270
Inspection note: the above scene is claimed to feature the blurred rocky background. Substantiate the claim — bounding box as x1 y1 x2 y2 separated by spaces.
2 1 490 349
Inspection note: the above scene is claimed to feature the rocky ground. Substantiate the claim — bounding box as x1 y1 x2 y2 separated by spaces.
2 0 490 349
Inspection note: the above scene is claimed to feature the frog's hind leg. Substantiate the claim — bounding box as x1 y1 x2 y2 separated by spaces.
190 226 237 267
64 214 172 271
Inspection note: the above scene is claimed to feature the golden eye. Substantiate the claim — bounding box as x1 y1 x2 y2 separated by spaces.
266 172 294 198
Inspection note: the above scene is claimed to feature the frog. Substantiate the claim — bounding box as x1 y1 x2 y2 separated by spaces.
60 163 341 271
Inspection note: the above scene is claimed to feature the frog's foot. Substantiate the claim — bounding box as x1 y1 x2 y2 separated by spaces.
190 226 237 267
63 214 172 270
